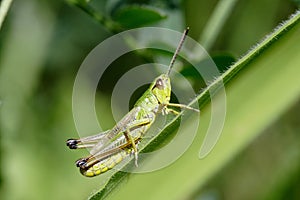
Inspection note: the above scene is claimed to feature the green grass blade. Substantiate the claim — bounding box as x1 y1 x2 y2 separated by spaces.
199 0 240 50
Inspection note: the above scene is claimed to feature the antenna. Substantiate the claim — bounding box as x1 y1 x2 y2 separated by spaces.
167 27 189 76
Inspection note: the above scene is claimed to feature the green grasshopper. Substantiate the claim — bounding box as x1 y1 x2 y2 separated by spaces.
66 28 199 177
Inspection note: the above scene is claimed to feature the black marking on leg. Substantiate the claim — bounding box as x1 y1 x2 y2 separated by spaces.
66 139 78 149
75 158 88 168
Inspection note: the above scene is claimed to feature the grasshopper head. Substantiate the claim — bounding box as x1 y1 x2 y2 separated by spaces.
151 74 171 105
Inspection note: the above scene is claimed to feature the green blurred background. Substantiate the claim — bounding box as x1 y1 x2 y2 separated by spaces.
0 0 299 199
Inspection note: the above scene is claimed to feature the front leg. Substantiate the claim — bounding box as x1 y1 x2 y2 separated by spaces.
167 103 200 113
162 107 180 115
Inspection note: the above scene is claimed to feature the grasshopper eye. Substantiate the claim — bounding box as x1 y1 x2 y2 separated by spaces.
155 78 164 90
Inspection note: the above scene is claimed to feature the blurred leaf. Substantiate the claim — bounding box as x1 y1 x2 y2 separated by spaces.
180 53 236 89
0 0 13 30
198 0 240 50
66 0 122 32
211 53 236 71
212 0 297 54
291 0 300 7
112 5 167 28
65 0 86 5
89 10 300 200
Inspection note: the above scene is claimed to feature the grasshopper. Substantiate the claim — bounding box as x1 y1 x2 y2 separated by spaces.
66 28 199 177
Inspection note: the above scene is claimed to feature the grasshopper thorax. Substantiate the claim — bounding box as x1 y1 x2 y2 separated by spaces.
151 74 171 105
